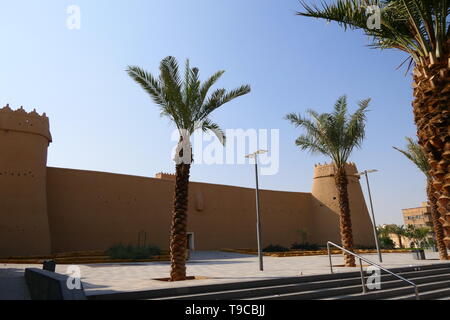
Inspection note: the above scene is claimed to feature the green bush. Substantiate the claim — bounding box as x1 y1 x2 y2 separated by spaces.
290 242 320 251
107 244 161 260
379 236 396 250
263 244 290 252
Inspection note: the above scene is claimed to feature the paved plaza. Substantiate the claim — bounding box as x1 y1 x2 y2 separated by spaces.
1 250 449 299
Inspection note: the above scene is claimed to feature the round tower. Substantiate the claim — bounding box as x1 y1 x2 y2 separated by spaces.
310 162 376 247
0 105 52 257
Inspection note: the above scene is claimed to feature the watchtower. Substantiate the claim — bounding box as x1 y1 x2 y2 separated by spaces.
0 105 52 257
310 162 375 247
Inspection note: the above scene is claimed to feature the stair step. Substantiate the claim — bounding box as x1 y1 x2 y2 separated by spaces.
250 273 450 300
328 279 450 300
154 270 450 300
388 287 450 300
87 263 450 300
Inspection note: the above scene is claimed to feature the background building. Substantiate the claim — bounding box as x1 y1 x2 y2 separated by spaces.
402 202 433 229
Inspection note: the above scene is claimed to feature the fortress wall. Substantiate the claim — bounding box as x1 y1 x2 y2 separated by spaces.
46 168 173 253
187 183 313 250
0 107 376 256
46 167 314 252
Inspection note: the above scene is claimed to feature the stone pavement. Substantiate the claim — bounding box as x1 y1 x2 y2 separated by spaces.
1 250 449 298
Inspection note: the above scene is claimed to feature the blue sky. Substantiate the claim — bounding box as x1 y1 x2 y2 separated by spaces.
0 0 426 225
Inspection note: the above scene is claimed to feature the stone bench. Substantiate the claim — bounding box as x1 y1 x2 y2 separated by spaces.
24 268 86 300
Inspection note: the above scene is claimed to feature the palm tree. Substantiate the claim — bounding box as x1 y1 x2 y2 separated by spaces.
127 56 251 281
285 95 370 267
384 224 406 248
394 137 448 259
297 0 450 249
406 225 432 248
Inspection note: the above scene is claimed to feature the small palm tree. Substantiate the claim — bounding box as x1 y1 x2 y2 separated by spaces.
384 224 406 249
394 138 448 259
127 56 251 281
297 0 450 249
406 225 432 249
285 95 370 267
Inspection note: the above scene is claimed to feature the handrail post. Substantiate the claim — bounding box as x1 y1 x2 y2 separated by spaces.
415 286 420 300
327 242 334 274
359 258 366 294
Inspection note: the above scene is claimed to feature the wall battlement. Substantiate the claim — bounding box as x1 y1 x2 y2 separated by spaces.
0 104 52 142
155 172 176 181
313 162 358 179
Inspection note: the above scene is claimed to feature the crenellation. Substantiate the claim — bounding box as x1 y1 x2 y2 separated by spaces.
0 105 52 142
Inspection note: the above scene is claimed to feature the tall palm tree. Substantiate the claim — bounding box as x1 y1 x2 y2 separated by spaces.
297 0 450 249
127 56 251 281
285 95 370 267
394 137 448 259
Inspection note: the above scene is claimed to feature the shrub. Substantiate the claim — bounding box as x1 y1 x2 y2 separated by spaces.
107 244 161 260
263 244 290 252
379 236 396 250
290 242 320 251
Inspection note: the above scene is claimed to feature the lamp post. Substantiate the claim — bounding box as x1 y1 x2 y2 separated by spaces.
355 169 382 263
246 149 267 271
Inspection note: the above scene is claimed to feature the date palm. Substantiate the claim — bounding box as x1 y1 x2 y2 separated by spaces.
298 0 450 249
384 224 406 248
286 95 370 267
127 56 251 281
394 137 448 259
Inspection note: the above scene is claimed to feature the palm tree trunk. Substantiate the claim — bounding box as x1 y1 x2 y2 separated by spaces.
169 162 191 281
427 179 448 260
335 166 356 267
397 235 403 249
412 53 450 250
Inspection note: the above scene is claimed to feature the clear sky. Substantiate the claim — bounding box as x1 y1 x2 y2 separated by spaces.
0 0 426 225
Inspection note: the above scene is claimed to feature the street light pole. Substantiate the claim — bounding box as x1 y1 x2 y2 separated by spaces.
254 155 263 271
246 150 267 271
358 169 382 263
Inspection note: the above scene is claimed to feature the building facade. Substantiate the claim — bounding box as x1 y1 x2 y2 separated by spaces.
0 106 376 257
402 202 433 229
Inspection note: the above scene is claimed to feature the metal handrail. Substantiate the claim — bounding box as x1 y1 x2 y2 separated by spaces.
327 241 420 300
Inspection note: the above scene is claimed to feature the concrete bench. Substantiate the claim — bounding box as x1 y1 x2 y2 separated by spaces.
24 268 86 300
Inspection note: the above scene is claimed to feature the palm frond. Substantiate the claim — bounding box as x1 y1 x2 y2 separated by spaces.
127 56 250 153
286 95 370 168
393 137 430 177
298 0 450 64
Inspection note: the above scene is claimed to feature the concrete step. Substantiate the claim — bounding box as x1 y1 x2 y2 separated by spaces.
251 273 450 300
387 287 450 300
155 269 450 300
329 279 450 300
87 263 450 300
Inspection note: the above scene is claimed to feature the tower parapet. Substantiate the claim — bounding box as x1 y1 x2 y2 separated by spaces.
313 162 358 179
0 104 52 142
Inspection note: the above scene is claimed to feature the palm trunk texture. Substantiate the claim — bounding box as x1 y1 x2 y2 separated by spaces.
335 166 356 267
412 46 450 249
169 163 191 281
427 179 448 260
